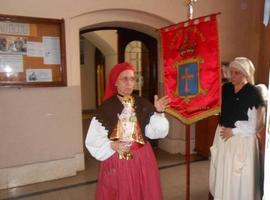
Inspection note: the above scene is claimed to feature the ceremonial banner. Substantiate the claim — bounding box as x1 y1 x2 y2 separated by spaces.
161 14 221 125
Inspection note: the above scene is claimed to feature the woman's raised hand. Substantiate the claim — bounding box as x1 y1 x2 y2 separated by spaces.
154 95 170 112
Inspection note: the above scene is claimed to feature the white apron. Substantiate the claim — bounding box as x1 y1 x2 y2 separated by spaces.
209 125 261 200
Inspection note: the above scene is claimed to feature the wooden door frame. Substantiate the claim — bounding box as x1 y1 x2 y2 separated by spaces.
117 28 158 103
95 48 105 107
80 27 158 103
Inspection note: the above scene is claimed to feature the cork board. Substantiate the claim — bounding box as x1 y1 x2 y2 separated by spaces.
0 14 66 87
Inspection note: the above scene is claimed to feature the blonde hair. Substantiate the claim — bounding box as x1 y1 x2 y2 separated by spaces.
229 57 255 84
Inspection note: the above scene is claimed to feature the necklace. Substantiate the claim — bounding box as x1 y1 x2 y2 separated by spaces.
117 93 124 97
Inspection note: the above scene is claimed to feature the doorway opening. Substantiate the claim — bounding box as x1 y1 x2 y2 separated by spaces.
80 28 158 161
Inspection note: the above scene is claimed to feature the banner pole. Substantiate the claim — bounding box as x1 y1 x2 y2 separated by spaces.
185 125 191 200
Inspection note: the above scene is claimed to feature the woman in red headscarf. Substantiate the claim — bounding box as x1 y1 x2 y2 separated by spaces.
85 62 170 200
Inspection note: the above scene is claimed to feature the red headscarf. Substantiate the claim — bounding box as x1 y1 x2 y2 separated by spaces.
103 62 135 101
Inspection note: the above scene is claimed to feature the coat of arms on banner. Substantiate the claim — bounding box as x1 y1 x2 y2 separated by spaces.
175 58 206 103
161 14 221 125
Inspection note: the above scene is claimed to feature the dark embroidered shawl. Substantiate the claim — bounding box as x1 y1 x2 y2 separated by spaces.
92 94 156 141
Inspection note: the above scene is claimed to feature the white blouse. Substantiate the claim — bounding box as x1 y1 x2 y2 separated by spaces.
232 106 257 136
85 112 169 161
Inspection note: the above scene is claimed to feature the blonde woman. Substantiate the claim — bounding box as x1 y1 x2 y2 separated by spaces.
209 57 265 200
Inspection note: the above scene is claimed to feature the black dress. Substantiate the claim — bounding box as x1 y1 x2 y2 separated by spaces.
220 82 264 128
209 82 264 200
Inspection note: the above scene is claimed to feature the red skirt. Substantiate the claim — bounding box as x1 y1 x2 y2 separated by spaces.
96 142 163 200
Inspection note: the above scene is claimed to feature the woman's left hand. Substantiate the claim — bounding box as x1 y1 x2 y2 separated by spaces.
154 95 170 112
220 127 233 141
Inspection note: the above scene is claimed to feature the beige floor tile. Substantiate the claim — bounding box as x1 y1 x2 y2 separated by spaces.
0 148 209 200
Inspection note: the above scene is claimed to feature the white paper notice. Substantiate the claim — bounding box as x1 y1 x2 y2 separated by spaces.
26 69 52 82
43 36 61 65
0 22 30 36
27 41 43 57
0 54 23 72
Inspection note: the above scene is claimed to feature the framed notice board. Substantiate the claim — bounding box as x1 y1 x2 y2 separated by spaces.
0 14 66 87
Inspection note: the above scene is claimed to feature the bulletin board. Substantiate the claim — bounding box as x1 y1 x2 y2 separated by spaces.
0 14 67 87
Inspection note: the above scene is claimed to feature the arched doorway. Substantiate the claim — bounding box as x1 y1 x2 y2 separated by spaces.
80 27 158 105
118 28 158 103
73 9 198 200
80 27 159 151
74 8 173 175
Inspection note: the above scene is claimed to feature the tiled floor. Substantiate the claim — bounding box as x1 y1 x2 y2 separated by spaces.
0 149 210 200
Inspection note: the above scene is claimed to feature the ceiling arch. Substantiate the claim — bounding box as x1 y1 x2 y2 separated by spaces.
72 8 173 38
68 8 172 85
